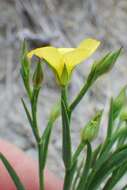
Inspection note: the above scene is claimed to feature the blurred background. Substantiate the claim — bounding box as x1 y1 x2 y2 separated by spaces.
0 0 127 188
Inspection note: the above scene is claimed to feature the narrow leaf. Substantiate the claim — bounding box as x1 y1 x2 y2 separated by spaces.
0 153 25 190
41 121 53 169
72 141 86 165
87 146 127 190
103 162 127 190
96 127 127 171
21 98 32 126
121 184 127 190
91 144 102 167
76 142 92 190
22 98 40 142
107 98 114 140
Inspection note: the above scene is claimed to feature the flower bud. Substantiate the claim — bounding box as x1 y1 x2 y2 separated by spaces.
120 107 127 121
87 48 122 85
21 40 30 74
81 111 103 142
49 102 61 122
33 62 43 89
112 86 127 120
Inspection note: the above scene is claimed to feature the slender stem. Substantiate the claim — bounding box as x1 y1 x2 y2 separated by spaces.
31 89 40 142
61 86 68 108
38 143 44 190
31 88 44 190
63 169 72 190
70 82 89 112
61 86 72 190
63 162 77 190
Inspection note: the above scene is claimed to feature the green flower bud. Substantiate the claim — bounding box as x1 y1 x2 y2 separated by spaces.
20 40 32 99
33 62 43 89
87 48 122 85
49 102 61 123
112 86 127 120
120 106 127 121
20 40 30 74
81 111 103 142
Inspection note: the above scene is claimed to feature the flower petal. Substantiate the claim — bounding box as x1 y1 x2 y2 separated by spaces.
78 38 100 50
58 48 74 54
64 38 100 74
27 46 64 77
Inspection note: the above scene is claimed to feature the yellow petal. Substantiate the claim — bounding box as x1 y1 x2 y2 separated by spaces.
27 46 64 77
64 38 100 74
58 48 74 54
78 38 100 50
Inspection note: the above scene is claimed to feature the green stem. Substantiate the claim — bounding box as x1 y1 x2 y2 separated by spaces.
31 88 40 142
70 82 89 112
38 143 44 190
61 86 72 190
30 88 44 190
63 169 72 190
61 86 68 108
63 162 77 190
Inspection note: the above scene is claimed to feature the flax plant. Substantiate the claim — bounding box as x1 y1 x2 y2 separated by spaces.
1 38 127 190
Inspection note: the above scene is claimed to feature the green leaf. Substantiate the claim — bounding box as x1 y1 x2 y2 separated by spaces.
94 127 127 171
107 98 114 140
0 153 25 190
42 102 61 142
117 132 127 148
37 104 55 188
72 158 85 190
103 162 127 190
41 120 54 169
21 98 32 126
87 145 127 190
21 98 40 142
85 128 127 190
72 141 86 166
91 144 102 167
76 142 92 190
121 184 127 190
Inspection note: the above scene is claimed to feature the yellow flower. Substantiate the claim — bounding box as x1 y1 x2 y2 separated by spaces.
27 38 100 86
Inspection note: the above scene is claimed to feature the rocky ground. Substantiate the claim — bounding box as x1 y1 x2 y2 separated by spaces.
0 0 127 189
